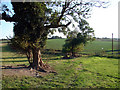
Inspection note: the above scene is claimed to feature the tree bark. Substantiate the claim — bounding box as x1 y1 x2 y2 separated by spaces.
71 46 76 57
32 48 43 70
26 49 33 67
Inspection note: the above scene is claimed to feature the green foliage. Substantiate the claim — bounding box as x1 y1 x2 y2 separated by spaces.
8 1 99 54
50 36 62 39
9 36 29 53
1 1 110 67
11 2 49 51
62 19 95 57
62 35 85 57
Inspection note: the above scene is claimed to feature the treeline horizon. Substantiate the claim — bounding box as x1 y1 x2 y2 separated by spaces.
0 36 119 40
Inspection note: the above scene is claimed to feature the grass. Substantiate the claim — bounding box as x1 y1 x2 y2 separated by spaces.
1 39 119 88
46 39 65 50
46 39 118 54
83 40 118 54
2 56 119 88
1 43 28 66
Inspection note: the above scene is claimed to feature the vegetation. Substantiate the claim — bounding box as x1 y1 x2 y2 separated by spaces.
1 1 118 89
62 19 95 58
49 36 62 39
2 57 118 88
1 1 109 71
46 39 118 54
1 40 119 88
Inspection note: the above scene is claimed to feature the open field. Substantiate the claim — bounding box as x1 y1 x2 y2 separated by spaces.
46 39 119 56
1 39 119 88
46 39 118 50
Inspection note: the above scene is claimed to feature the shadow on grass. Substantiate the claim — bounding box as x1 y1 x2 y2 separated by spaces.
0 60 28 63
2 66 28 70
43 57 62 61
89 55 120 59
2 64 28 69
1 44 16 52
1 57 26 59
105 50 120 52
42 49 62 57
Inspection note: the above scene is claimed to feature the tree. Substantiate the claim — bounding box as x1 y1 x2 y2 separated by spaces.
50 36 62 39
62 19 95 58
1 1 108 70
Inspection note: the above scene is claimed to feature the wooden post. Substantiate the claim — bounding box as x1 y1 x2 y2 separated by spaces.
112 33 113 54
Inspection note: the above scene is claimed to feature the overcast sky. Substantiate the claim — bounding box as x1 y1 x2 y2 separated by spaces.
0 0 119 39
87 0 119 38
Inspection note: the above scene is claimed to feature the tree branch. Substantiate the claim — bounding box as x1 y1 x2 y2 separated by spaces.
66 3 81 12
56 1 71 25
1 12 15 22
45 22 71 28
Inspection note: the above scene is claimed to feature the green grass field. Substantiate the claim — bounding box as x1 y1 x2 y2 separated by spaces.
46 39 119 56
46 39 65 50
1 39 119 88
46 39 118 49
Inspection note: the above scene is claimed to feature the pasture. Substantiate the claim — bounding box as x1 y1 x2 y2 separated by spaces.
1 39 119 88
46 38 119 56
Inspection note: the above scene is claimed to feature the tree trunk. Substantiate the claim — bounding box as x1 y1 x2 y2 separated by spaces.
32 48 43 70
72 52 76 57
26 49 33 67
71 46 76 57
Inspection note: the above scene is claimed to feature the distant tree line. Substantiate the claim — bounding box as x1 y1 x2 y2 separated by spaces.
49 36 63 39
0 39 7 41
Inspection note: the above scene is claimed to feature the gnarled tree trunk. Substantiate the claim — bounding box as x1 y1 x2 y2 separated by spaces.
26 49 33 67
32 48 44 70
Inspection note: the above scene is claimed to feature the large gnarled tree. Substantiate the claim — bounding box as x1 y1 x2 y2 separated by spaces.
1 0 109 70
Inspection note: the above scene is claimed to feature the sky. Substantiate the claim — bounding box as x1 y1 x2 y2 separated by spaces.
87 0 119 38
0 0 119 39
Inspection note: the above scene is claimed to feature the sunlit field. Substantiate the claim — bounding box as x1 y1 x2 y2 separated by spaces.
1 39 119 88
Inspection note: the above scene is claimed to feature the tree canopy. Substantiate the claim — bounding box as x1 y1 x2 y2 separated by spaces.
62 19 95 58
1 0 109 70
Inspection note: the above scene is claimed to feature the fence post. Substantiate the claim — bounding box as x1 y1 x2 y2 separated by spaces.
112 33 113 54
